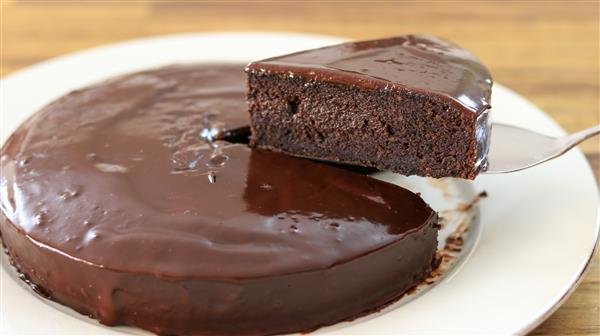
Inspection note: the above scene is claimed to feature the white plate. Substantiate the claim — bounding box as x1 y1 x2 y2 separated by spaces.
0 32 598 335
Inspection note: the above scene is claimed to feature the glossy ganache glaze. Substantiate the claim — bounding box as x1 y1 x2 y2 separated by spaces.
246 35 493 177
248 35 491 113
0 64 438 335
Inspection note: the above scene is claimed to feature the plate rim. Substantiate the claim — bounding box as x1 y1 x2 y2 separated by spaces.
520 220 599 334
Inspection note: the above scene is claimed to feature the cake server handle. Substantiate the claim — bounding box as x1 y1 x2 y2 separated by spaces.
483 123 600 174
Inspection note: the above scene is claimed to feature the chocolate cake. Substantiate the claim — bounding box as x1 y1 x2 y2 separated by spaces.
246 35 493 179
0 64 438 335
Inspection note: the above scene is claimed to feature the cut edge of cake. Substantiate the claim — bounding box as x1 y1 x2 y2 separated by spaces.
245 35 492 179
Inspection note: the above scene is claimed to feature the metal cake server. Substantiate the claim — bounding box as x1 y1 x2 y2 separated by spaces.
484 123 600 174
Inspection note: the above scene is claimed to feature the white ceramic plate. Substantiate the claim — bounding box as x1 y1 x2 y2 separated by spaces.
1 32 598 335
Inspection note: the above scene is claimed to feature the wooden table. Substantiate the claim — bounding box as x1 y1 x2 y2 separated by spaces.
1 1 598 334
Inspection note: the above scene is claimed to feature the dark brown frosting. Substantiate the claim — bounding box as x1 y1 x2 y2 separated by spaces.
0 64 438 334
246 35 492 115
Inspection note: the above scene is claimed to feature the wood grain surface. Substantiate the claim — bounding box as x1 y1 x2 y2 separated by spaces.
1 1 598 334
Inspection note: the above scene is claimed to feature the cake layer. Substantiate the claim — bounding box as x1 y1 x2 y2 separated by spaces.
246 35 493 179
0 64 438 335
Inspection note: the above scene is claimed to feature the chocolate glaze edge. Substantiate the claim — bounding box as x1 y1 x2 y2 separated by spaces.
246 64 491 117
246 35 493 115
1 211 438 335
0 206 437 280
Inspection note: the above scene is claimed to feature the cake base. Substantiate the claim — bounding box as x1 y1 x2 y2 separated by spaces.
0 64 438 335
1 214 437 335
248 73 484 179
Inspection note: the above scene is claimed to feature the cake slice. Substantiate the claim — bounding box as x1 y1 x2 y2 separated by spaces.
245 35 492 179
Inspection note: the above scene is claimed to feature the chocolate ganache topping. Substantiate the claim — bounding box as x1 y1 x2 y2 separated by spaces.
247 35 492 114
1 63 436 278
0 64 438 335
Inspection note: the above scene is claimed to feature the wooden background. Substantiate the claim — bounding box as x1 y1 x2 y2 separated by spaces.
1 0 598 334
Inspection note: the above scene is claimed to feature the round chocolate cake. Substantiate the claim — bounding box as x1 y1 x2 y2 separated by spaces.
0 64 438 335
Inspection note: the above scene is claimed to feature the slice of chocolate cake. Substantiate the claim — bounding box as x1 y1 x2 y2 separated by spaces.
246 35 492 179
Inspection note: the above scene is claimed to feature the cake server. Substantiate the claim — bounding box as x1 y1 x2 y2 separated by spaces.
484 123 600 174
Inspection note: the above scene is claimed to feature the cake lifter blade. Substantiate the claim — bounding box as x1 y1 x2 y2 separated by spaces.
483 123 600 174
